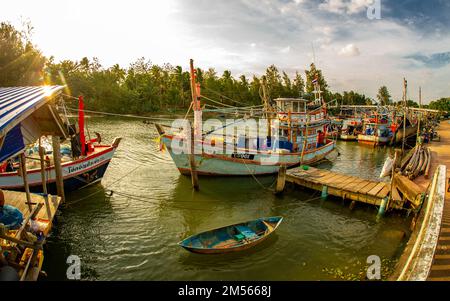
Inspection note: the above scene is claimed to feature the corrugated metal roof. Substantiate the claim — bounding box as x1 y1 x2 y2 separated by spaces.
0 86 65 138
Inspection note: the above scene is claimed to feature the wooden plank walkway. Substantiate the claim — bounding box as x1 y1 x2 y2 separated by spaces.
3 190 62 242
4 190 61 223
425 121 450 281
285 166 395 209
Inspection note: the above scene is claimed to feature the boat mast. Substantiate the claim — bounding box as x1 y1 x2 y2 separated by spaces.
402 78 407 154
190 59 202 138
261 77 272 137
189 59 200 190
416 86 422 142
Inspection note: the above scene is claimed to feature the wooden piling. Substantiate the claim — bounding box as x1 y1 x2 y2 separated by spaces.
51 135 65 202
38 138 51 219
189 59 200 191
275 165 287 194
189 128 199 191
18 153 32 213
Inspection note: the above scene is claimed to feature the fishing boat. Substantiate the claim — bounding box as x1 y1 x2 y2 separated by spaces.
155 60 336 176
179 216 283 254
326 117 343 139
339 118 363 141
389 114 418 145
357 113 392 146
0 91 121 193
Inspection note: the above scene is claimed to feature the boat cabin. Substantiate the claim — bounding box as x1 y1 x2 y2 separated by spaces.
270 98 329 152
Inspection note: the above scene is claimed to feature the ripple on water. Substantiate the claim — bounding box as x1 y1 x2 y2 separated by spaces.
43 117 410 280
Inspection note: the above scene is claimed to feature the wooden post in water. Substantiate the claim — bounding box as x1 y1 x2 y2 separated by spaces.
275 165 287 194
52 135 65 202
39 138 52 219
189 59 200 191
18 153 33 213
189 128 199 191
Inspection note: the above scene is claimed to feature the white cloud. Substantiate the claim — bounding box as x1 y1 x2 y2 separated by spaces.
280 46 291 54
319 0 373 15
338 44 361 57
1 0 449 102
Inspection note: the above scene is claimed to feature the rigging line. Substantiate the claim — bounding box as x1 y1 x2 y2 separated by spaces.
201 86 254 107
183 102 193 121
61 93 79 101
200 95 237 108
65 107 186 121
204 104 264 111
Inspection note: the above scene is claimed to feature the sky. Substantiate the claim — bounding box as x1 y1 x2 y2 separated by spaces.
1 0 450 103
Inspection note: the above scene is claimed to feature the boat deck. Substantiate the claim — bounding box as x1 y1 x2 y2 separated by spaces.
285 166 394 208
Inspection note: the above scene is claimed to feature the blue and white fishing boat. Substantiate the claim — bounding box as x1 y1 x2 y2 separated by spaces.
0 87 121 193
155 60 336 176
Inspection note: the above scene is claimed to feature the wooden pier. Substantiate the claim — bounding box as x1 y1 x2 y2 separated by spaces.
425 121 450 280
284 166 394 209
390 120 450 281
4 191 61 229
1 191 62 281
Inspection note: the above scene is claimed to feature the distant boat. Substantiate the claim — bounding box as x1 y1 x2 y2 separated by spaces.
339 118 363 141
179 216 283 254
357 113 392 146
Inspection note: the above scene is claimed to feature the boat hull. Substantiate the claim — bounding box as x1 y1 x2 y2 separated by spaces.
0 145 118 193
357 135 390 146
393 125 418 144
179 217 283 254
162 136 335 176
339 134 357 141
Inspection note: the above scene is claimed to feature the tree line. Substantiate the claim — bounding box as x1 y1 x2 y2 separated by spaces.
1 22 448 115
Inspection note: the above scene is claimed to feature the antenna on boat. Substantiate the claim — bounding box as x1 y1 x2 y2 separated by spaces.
311 42 316 66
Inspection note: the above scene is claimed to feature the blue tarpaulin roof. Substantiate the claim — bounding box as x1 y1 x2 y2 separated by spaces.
0 86 64 138
0 86 65 162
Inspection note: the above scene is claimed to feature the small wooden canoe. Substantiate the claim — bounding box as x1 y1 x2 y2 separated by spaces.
179 216 283 254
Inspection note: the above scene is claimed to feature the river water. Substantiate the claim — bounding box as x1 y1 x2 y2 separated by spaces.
43 117 411 280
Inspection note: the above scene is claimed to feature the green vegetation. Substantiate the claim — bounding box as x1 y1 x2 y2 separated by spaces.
0 22 45 86
428 98 450 113
1 22 448 114
377 86 392 105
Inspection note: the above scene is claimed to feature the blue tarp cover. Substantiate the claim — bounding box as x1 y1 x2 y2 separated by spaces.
0 123 24 162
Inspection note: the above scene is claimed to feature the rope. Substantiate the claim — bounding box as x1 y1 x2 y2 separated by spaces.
63 164 144 207
65 107 186 122
200 95 237 108
239 156 276 192
202 86 255 107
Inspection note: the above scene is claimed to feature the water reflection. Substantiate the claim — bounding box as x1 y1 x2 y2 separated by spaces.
42 118 410 281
